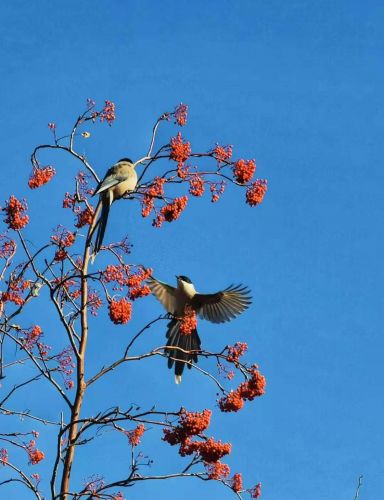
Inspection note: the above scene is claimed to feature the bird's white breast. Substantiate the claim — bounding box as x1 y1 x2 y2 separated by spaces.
178 281 196 299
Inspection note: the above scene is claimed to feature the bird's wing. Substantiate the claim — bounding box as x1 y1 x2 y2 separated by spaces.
191 284 252 323
94 173 130 196
147 277 177 314
94 162 136 196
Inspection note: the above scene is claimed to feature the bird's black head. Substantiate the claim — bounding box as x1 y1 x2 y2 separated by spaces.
117 158 133 164
177 275 192 284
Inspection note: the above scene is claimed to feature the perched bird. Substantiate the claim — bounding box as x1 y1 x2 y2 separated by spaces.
148 275 252 384
92 158 137 257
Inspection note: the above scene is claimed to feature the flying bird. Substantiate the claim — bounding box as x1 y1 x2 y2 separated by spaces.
148 275 252 384
92 158 137 257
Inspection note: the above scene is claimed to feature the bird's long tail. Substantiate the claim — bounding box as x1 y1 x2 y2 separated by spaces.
93 198 110 256
165 319 201 384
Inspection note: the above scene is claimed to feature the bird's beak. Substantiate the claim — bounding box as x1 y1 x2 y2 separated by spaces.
175 275 179 280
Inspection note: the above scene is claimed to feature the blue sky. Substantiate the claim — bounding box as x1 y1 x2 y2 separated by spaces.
1 0 384 498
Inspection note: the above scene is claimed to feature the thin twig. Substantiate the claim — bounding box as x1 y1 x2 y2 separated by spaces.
354 475 363 500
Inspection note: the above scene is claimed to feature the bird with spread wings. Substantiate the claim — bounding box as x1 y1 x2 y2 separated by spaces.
148 275 252 383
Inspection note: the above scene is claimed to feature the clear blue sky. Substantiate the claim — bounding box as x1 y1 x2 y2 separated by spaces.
1 1 384 498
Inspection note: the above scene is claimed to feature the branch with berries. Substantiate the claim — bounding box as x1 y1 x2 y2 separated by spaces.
0 100 267 499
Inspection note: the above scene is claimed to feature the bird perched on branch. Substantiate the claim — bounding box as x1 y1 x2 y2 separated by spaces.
148 275 252 384
92 158 137 257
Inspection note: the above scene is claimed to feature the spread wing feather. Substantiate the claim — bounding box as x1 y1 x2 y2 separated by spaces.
147 277 177 314
192 284 252 324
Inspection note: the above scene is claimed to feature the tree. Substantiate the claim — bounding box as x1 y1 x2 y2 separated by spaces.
0 100 267 499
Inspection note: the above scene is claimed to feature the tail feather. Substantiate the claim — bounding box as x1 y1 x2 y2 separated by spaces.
165 319 201 383
93 198 110 256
